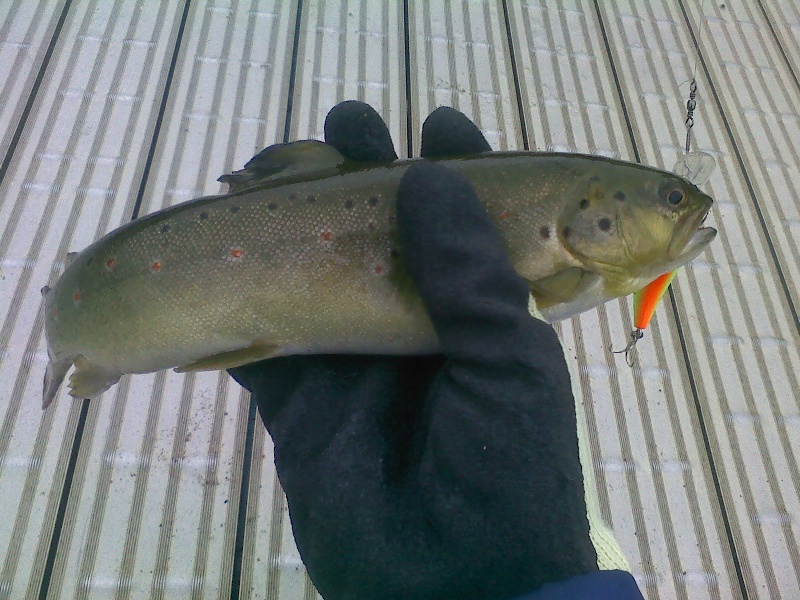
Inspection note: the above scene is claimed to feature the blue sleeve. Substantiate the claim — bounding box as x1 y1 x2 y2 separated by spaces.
511 570 644 600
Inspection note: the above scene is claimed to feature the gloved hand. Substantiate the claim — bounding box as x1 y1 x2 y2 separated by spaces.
229 101 642 600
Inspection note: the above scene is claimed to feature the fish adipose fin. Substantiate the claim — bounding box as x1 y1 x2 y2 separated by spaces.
528 268 601 309
218 140 346 193
174 342 280 373
67 356 122 401
42 357 73 409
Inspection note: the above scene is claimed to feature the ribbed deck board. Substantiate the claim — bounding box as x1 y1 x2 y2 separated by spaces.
1 1 797 598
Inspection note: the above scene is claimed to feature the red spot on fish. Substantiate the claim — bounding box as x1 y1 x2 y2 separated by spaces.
321 231 333 241
230 247 244 259
53 306 59 319
105 257 116 271
374 264 384 274
498 211 511 220
73 290 82 303
151 261 162 272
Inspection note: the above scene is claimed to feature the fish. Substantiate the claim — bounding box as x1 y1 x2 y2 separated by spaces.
41 140 717 408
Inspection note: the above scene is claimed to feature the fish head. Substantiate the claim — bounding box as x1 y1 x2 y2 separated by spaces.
557 162 717 295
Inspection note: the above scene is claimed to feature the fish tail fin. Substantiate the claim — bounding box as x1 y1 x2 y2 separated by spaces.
43 356 72 410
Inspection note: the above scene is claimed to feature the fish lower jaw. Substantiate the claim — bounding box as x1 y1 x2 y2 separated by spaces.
666 226 717 265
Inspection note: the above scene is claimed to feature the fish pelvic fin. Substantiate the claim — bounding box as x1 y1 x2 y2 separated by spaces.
174 342 280 373
218 140 345 193
66 355 121 401
43 356 73 410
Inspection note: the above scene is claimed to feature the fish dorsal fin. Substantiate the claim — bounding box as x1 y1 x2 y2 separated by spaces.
218 140 346 193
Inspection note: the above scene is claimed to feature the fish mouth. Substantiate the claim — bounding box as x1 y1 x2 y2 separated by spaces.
664 221 716 273
680 225 716 259
667 204 715 260
623 222 716 292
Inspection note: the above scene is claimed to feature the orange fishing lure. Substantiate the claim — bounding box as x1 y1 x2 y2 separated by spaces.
613 269 677 365
634 270 677 331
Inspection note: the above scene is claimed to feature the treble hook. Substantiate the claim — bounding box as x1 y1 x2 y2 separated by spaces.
610 328 644 367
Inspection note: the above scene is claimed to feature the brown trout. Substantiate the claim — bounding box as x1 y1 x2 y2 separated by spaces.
41 141 716 408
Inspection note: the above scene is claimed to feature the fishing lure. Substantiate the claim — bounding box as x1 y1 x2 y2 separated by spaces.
613 77 716 365
614 271 676 366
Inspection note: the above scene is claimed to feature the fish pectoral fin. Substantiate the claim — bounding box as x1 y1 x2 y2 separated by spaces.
528 268 601 308
218 140 346 192
174 342 281 373
67 355 121 401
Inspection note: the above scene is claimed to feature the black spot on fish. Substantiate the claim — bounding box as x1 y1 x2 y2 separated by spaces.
86 257 93 266
579 199 590 209
590 176 600 182
614 190 626 202
268 202 278 210
344 200 354 209
199 212 208 220
289 193 297 200
230 205 240 213
540 226 550 239
598 217 612 232
390 249 399 259
306 195 316 203
562 226 571 238
160 224 171 233
368 196 379 206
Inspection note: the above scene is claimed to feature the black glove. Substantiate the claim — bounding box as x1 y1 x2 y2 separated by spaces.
229 101 598 600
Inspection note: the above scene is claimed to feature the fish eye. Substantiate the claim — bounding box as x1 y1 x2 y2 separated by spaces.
668 189 684 205
659 179 686 206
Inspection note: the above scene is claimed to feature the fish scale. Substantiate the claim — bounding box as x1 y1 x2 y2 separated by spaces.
41 142 716 408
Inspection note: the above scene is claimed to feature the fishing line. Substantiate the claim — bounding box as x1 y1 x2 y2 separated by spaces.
684 0 708 154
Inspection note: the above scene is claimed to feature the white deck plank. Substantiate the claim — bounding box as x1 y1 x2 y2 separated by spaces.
0 0 66 156
290 0 405 153
597 1 800 598
688 1 800 308
744 0 800 92
0 1 190 597
508 2 741 598
408 0 524 152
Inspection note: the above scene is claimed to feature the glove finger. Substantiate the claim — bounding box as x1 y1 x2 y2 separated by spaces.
420 107 492 158
324 100 398 162
396 161 561 364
